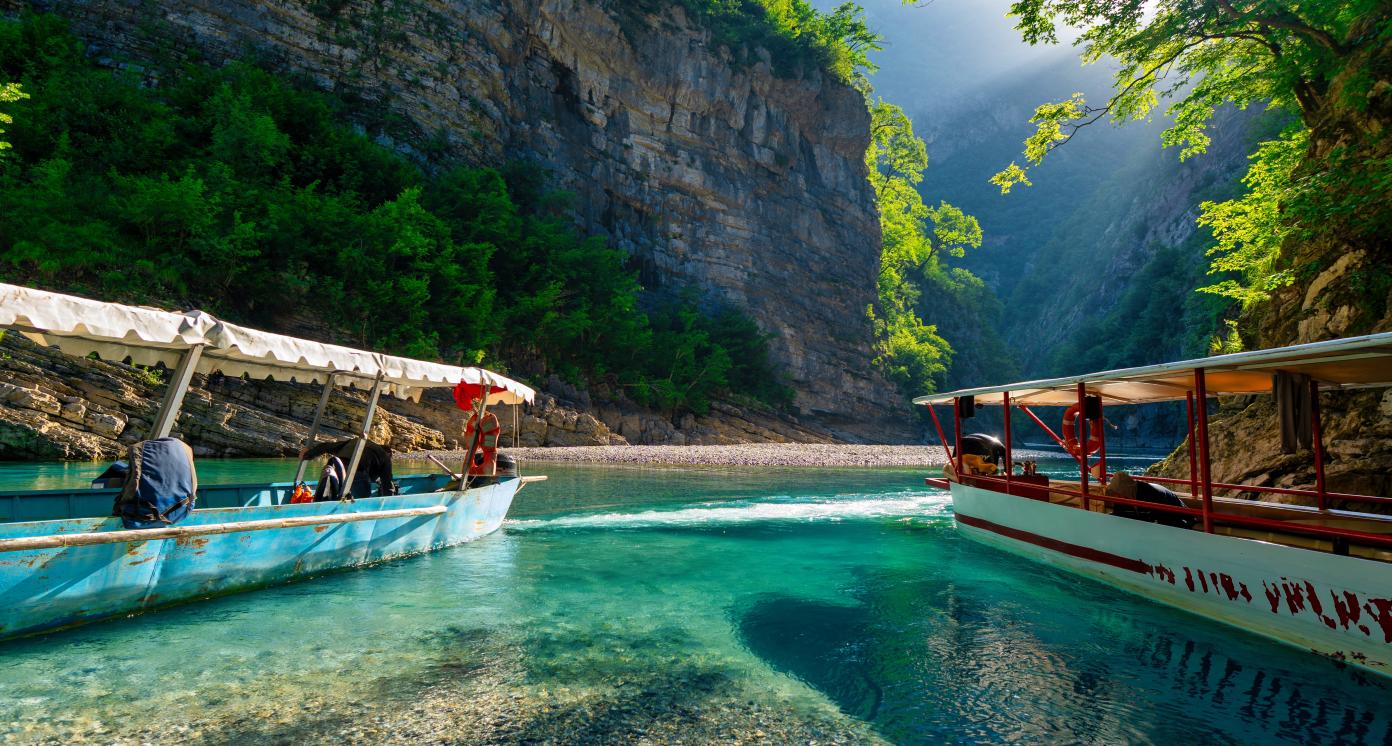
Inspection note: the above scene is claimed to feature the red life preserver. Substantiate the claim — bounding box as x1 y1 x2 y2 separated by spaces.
1061 403 1103 457
464 411 501 476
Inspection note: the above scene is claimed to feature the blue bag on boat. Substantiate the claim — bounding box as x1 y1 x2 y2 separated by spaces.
113 438 198 529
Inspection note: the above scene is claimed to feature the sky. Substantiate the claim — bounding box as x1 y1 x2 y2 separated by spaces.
826 0 1082 117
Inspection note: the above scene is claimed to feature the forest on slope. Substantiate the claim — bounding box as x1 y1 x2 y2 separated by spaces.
874 0 1392 488
0 10 814 421
852 0 1262 390
0 0 1008 443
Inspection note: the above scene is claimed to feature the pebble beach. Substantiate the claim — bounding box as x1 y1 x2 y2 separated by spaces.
403 443 1053 467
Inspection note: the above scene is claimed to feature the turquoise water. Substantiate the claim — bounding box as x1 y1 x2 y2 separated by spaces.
1 459 1389 744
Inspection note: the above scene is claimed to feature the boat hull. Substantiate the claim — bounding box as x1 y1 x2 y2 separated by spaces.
951 481 1392 675
0 479 520 640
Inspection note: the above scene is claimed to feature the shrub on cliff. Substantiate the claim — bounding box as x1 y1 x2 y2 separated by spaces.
626 0 879 84
0 13 790 415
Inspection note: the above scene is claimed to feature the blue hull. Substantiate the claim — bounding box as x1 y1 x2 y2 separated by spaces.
0 479 520 640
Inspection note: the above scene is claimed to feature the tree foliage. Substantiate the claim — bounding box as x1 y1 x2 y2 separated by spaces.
1196 126 1304 305
0 14 790 415
865 96 983 393
669 0 881 83
992 0 1392 320
0 81 24 153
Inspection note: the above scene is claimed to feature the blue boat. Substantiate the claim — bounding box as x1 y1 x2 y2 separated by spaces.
0 284 543 640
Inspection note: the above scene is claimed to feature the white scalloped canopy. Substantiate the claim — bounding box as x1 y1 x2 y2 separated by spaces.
914 331 1392 407
0 284 533 404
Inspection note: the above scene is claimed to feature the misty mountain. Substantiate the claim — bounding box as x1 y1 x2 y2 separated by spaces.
852 0 1259 390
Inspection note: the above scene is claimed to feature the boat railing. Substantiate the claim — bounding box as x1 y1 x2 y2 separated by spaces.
952 471 1392 551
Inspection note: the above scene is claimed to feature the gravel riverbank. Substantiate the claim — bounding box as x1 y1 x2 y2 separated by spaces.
402 443 1054 467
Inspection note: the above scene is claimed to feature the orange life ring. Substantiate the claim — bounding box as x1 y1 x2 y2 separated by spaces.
464 411 501 476
1061 403 1102 457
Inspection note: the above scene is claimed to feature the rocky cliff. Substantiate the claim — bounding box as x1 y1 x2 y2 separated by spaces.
0 333 840 460
13 0 910 440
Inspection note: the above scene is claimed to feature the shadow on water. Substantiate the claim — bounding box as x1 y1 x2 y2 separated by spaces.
737 595 883 720
736 552 1392 745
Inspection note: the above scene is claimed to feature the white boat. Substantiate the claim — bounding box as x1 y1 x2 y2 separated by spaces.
0 284 544 639
915 333 1392 676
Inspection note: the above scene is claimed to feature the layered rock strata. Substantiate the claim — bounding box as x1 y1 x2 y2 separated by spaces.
0 334 838 460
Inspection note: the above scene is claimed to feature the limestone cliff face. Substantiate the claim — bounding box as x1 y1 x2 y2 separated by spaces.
22 0 908 438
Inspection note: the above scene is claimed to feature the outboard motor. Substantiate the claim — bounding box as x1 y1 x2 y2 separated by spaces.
313 455 348 501
1109 472 1195 529
956 433 1006 467
495 452 518 478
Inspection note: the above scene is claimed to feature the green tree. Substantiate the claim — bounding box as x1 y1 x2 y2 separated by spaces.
0 13 793 415
0 82 24 152
864 97 982 393
663 0 880 84
1196 127 1305 306
993 1 1384 187
989 0 1392 312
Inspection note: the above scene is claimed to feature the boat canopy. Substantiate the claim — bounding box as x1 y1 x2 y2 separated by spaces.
0 283 534 404
915 331 1392 407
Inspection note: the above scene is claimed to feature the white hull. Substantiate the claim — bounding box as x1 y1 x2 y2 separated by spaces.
951 482 1392 675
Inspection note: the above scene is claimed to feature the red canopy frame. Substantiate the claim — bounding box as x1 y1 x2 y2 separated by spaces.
922 367 1391 550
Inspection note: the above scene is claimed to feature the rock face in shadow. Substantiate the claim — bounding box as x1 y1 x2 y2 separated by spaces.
1149 391 1392 508
16 0 913 440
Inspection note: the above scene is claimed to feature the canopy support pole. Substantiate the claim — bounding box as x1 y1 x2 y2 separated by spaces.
1096 396 1107 484
1311 378 1327 511
293 373 338 485
1196 368 1214 533
1003 391 1013 492
1077 382 1089 511
1186 391 1198 499
149 344 205 439
461 383 494 488
953 398 964 477
343 373 386 499
926 404 953 466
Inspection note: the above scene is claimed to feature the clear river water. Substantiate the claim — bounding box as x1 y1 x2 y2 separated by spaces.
1 457 1389 744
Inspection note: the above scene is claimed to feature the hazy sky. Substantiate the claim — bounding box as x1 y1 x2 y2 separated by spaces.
820 0 1081 114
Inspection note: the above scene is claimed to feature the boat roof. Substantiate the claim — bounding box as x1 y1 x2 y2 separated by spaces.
914 331 1392 407
0 283 535 404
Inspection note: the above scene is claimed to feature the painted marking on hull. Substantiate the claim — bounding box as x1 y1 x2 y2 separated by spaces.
955 513 1153 575
956 510 1392 649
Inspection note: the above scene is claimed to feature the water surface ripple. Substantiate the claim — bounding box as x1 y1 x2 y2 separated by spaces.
0 460 1387 744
